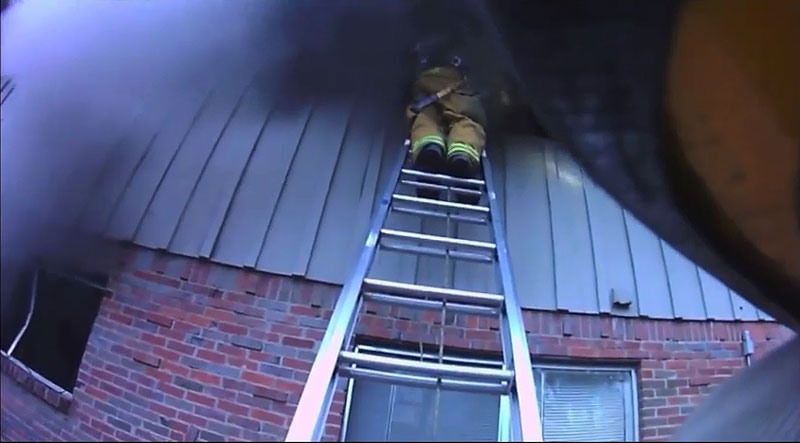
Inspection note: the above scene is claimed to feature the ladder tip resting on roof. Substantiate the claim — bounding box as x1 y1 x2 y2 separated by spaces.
285 144 543 442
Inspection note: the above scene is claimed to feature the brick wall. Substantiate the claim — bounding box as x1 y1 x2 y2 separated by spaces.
1 246 794 442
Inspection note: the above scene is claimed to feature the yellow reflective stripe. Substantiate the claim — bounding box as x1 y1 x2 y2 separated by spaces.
447 142 480 163
412 135 445 154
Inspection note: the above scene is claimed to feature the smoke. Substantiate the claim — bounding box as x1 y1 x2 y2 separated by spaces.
0 0 416 331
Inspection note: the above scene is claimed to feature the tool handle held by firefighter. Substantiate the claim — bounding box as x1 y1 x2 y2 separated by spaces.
410 81 462 114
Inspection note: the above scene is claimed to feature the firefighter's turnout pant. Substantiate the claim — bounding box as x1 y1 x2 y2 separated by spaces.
406 67 487 166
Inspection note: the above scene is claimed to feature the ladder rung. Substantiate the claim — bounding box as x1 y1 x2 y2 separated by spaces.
338 351 513 383
380 229 496 255
363 278 504 307
339 366 510 394
363 292 499 316
393 194 490 214
401 168 485 188
400 180 483 197
356 345 502 368
391 206 488 224
379 241 493 263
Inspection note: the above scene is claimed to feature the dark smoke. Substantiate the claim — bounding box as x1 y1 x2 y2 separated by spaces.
0 0 420 336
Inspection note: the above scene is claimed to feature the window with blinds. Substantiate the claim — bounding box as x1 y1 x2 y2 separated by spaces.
534 366 637 442
341 346 638 442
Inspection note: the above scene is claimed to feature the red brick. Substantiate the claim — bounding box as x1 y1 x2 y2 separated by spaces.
108 311 134 326
282 336 315 349
624 349 650 359
146 312 175 328
304 328 325 341
709 358 742 369
274 378 303 395
568 347 598 358
251 408 287 426
209 297 237 312
152 346 181 362
162 361 191 378
150 402 179 418
289 305 321 317
664 360 688 370
177 412 208 428
110 344 133 358
89 419 117 437
185 314 213 328
217 343 247 358
656 406 680 416
668 415 687 425
689 376 711 386
271 323 303 337
189 370 221 386
132 352 161 369
186 391 216 407
641 416 669 427
205 307 235 322
283 357 312 371
141 333 167 347
657 427 677 437
227 356 259 371
642 342 663 351
324 424 340 438
241 370 275 386
465 330 496 340
641 360 663 369
252 386 289 403
641 428 658 439
634 323 648 340
667 396 689 405
640 408 656 418
135 386 161 401
197 349 227 364
137 364 167 382
166 340 195 355
716 367 735 376
217 321 248 336
218 399 248 416
133 270 181 288
326 413 342 426
157 381 186 399
83 385 109 401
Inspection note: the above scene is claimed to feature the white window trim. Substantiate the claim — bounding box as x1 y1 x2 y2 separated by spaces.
3 267 108 394
340 345 640 442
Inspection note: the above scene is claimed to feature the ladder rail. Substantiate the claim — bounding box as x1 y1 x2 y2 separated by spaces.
284 143 407 442
482 150 544 441
287 147 543 442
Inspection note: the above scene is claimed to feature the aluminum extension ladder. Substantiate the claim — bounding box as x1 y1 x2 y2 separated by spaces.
285 145 543 442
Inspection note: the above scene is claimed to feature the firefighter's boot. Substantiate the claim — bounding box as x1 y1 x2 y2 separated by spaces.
413 143 446 199
447 152 481 205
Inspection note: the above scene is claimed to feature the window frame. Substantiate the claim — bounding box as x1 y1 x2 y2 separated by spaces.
339 344 640 442
2 266 109 394
340 344 506 442
533 362 639 442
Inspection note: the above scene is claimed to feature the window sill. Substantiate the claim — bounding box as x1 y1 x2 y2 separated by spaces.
0 351 73 413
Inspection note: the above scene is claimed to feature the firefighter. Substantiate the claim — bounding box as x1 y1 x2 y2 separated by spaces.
406 36 488 204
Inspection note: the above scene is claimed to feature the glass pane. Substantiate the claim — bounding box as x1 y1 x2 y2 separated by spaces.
346 380 500 442
540 369 631 442
344 379 393 441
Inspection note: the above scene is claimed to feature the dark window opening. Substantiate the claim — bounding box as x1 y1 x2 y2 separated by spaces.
9 269 105 391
